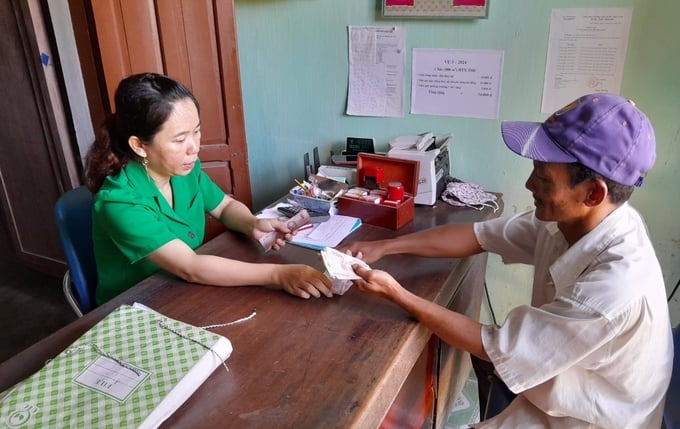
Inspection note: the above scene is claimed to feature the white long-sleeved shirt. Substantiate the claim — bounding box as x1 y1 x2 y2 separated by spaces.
472 203 673 429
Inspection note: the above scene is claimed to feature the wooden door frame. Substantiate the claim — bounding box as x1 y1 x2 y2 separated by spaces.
0 0 75 275
66 0 252 211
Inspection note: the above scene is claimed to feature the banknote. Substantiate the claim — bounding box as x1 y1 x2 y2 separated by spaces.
258 209 311 252
320 246 370 280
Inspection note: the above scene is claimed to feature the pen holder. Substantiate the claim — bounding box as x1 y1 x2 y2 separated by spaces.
289 177 349 213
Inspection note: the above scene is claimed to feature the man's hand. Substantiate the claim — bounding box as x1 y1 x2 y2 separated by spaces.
338 240 387 264
351 264 404 300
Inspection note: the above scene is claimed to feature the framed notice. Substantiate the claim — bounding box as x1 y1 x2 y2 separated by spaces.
383 0 488 19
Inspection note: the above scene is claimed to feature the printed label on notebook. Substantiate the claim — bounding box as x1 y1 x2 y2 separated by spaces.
73 356 150 402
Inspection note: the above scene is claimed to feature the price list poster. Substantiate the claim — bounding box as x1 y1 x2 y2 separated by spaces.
411 48 504 119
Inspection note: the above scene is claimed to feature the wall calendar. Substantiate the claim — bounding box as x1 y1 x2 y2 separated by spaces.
383 0 488 19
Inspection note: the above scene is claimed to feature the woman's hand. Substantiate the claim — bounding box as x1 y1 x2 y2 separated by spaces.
275 264 333 299
213 196 298 251
251 218 293 251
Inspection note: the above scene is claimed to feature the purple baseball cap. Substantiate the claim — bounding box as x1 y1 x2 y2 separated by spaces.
501 93 656 186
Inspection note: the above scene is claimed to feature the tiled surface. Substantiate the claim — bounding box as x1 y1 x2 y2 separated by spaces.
444 368 481 429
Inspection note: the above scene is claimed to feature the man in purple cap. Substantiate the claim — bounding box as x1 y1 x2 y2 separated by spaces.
342 93 673 428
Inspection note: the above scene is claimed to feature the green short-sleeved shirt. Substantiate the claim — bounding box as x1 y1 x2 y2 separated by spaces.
93 159 225 304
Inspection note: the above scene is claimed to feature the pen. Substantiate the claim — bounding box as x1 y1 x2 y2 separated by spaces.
295 224 314 232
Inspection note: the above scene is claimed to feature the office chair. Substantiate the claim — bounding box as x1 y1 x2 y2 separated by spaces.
664 325 680 429
483 373 516 421
54 186 97 317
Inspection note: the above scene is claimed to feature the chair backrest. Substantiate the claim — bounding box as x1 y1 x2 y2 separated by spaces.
54 186 97 314
665 325 680 429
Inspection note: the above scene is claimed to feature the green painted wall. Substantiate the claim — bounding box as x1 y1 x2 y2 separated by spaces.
234 0 680 325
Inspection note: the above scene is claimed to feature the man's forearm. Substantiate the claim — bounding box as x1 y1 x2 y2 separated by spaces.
384 223 483 259
390 286 489 361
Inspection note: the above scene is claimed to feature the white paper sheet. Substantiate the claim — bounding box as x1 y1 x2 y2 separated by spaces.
291 215 361 250
541 8 633 113
346 26 405 118
411 48 504 119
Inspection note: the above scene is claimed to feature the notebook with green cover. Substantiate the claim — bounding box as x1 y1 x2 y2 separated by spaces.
0 304 232 429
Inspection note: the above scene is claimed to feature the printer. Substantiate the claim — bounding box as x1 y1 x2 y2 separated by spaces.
387 133 451 205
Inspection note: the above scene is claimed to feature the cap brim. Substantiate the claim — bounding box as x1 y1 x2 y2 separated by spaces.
501 121 577 163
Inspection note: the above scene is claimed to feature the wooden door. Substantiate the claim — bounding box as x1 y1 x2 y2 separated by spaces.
84 0 251 240
0 0 73 275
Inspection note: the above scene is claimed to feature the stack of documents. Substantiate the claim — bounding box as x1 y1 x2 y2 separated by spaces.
291 214 362 250
0 304 232 429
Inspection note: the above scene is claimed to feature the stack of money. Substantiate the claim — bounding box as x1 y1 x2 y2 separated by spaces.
258 209 311 252
320 247 370 295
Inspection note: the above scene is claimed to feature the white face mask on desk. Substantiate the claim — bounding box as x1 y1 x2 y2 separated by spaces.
441 182 499 212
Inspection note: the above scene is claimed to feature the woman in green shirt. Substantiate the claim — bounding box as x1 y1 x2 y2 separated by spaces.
85 73 332 305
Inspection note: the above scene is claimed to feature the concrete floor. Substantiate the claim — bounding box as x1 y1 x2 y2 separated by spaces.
0 262 76 363
0 224 77 364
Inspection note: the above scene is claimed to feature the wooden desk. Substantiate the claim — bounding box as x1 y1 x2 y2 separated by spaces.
0 200 501 428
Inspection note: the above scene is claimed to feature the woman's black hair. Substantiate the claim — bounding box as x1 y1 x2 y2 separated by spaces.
84 73 199 192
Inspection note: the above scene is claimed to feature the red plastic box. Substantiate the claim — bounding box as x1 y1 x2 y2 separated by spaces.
337 153 419 229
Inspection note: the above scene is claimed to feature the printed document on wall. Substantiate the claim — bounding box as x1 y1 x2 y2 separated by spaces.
411 49 503 119
346 26 405 117
541 8 632 113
